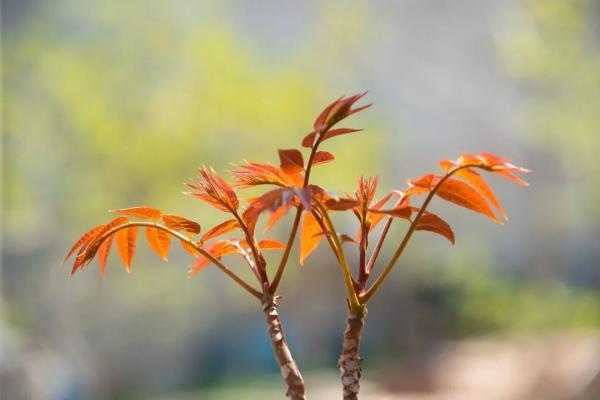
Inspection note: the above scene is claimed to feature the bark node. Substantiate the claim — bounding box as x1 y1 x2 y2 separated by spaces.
262 297 306 400
338 306 367 400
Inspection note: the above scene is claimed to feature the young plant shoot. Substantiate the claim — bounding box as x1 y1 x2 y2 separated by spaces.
64 93 527 399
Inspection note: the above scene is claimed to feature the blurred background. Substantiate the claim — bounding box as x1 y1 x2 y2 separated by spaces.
2 0 599 399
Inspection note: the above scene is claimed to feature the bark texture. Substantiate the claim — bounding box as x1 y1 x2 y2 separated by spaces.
262 297 306 400
338 306 367 399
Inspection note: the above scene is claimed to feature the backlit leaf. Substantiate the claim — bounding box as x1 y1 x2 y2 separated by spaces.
312 151 335 165
263 204 289 233
300 212 323 265
64 224 105 264
415 212 455 245
441 160 508 220
162 214 201 236
257 239 286 250
115 226 138 272
97 235 114 278
112 207 161 220
278 149 304 175
146 227 171 261
201 219 240 244
437 178 501 223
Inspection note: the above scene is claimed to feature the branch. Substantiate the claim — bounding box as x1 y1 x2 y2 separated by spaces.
93 221 263 300
361 165 470 303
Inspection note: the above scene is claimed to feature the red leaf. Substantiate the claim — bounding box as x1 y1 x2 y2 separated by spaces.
278 149 304 175
189 241 240 276
146 227 171 261
64 224 105 264
179 239 198 256
112 206 161 220
230 162 295 188
162 214 201 236
437 178 501 223
115 226 138 272
97 234 114 278
312 151 335 166
187 166 239 211
263 204 290 233
369 206 412 220
258 239 286 250
415 212 455 245
441 160 508 221
200 219 240 245
300 212 323 265
70 217 129 274
325 197 359 211
313 93 371 132
321 128 363 142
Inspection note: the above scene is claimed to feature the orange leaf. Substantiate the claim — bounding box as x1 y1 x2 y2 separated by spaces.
162 214 201 236
322 128 363 142
264 204 289 233
97 234 114 278
437 178 501 223
188 241 239 276
300 212 323 265
258 239 286 250
187 166 239 211
415 212 455 245
64 224 105 263
115 226 138 272
146 227 171 261
313 92 370 132
179 239 198 256
312 151 335 166
325 197 359 211
70 217 129 274
369 206 413 220
201 219 240 244
230 162 296 188
112 206 161 220
441 161 508 221
278 149 304 175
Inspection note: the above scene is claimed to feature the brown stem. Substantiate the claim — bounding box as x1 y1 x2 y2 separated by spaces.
262 296 306 399
338 305 367 400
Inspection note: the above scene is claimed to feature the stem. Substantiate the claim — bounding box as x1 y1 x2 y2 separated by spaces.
338 305 367 400
262 296 306 399
232 212 268 286
362 166 469 303
269 208 302 294
269 139 320 294
364 216 392 278
316 201 361 312
96 221 262 299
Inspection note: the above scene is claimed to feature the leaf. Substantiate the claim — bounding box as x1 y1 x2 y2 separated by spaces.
369 206 412 220
64 224 105 264
300 212 324 265
313 92 371 132
200 219 240 244
230 162 295 188
437 178 501 223
146 227 171 261
179 239 198 256
70 217 129 274
162 214 201 236
456 153 530 186
301 128 362 148
112 207 161 220
312 151 335 166
242 188 288 234
264 204 290 233
441 160 508 220
257 239 286 250
278 149 304 175
187 166 239 211
115 226 138 272
415 212 455 245
325 197 359 211
97 234 114 278
189 241 240 276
